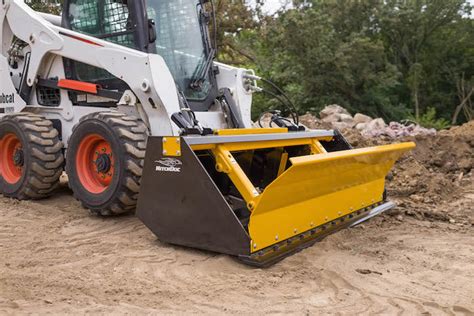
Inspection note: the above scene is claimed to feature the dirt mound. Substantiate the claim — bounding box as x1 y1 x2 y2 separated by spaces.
335 120 474 224
442 120 474 138
264 109 473 222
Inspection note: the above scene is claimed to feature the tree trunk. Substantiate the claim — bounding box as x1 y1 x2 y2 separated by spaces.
414 86 420 120
452 88 473 125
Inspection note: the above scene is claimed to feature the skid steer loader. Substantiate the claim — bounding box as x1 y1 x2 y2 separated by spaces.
0 0 414 266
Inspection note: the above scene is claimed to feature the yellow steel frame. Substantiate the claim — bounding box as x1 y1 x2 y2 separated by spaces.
206 136 333 211
168 130 415 253
207 138 414 252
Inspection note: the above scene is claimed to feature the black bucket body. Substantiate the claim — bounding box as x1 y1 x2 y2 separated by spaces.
136 129 414 266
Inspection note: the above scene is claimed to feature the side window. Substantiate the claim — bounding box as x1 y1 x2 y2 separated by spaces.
67 0 135 82
69 0 100 36
103 0 135 47
69 0 135 48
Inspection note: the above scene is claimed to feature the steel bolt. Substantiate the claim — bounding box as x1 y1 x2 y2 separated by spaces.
275 235 279 241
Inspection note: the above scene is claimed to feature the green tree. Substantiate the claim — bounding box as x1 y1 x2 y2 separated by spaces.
237 0 472 124
248 1 407 120
212 0 258 64
378 0 471 120
26 0 62 14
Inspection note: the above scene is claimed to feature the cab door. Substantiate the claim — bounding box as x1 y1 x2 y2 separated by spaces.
61 0 150 105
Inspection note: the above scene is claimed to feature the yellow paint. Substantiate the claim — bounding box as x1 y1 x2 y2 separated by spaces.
186 129 414 253
248 142 415 251
277 152 289 177
162 137 181 157
310 139 327 154
212 145 259 205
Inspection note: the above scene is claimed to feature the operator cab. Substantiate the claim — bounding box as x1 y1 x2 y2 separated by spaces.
62 0 217 111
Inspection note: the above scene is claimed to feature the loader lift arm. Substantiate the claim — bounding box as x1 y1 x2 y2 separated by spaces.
1 0 181 136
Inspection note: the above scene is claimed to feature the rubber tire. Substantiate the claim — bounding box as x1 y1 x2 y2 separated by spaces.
66 111 148 216
0 113 64 199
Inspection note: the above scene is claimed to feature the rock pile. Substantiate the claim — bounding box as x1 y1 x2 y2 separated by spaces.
314 104 437 138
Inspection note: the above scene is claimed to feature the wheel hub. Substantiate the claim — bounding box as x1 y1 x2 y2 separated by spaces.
13 148 24 167
0 133 23 184
76 134 115 194
95 153 111 174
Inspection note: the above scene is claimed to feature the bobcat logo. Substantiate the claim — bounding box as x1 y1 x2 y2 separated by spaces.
0 93 14 104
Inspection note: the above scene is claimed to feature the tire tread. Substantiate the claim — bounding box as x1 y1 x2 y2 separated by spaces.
0 113 64 199
67 111 147 216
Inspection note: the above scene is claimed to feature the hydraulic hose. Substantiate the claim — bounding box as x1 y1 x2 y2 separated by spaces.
244 74 300 126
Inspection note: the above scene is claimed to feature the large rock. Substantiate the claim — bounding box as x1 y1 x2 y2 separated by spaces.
355 122 368 131
366 118 387 131
319 104 350 119
332 121 353 131
298 113 324 129
353 113 372 124
322 113 342 123
339 113 354 124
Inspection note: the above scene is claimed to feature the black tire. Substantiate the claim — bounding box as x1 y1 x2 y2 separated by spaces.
66 111 148 216
0 113 64 199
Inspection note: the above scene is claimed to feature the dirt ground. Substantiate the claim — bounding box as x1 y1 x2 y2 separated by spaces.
0 122 473 315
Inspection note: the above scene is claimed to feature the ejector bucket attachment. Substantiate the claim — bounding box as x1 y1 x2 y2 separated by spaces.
137 129 415 266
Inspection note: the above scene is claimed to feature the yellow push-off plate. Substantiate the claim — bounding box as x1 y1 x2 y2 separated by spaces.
162 137 181 156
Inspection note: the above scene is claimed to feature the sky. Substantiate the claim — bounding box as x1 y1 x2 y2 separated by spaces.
248 0 292 14
262 0 292 13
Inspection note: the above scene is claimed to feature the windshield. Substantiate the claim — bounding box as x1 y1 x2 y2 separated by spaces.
147 0 211 101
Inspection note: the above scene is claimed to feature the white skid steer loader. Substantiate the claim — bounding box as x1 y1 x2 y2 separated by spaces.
0 0 414 266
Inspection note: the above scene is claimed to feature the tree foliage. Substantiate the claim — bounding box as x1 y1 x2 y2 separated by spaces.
212 0 257 64
26 0 473 125
230 0 473 124
26 0 61 14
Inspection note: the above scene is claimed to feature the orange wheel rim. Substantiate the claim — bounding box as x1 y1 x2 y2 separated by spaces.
76 134 115 194
0 133 24 184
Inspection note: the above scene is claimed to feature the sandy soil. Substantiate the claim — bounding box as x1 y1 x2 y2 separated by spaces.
0 191 472 314
0 123 473 314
